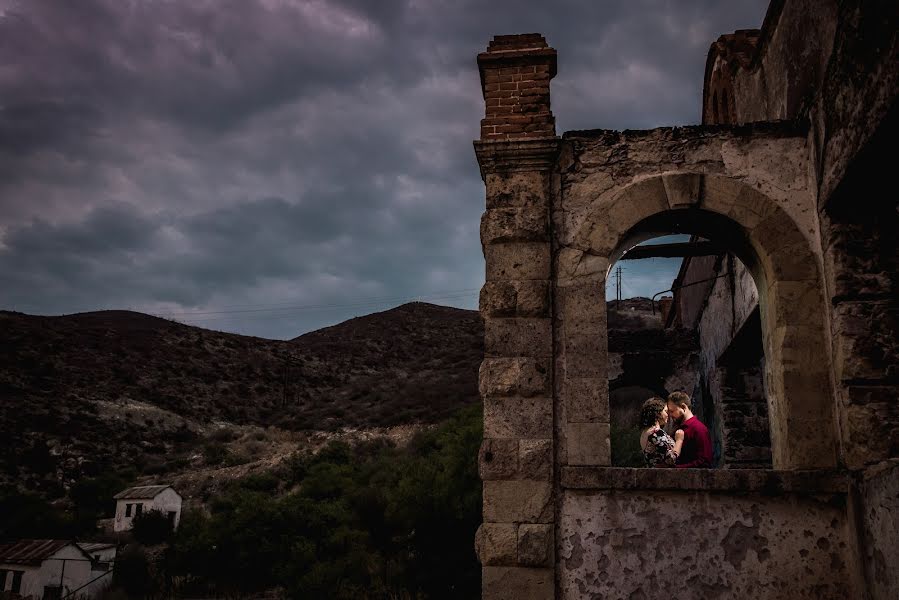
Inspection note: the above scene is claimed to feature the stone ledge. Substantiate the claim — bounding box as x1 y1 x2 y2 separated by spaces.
561 118 808 142
561 466 850 494
474 138 560 178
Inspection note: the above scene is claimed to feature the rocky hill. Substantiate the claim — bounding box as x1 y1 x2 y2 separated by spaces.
0 303 482 495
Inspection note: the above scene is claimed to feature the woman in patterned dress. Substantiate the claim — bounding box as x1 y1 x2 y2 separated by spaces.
639 396 685 467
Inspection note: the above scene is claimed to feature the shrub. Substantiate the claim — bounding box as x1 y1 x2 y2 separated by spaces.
113 546 161 598
203 443 227 466
132 509 174 545
167 403 484 598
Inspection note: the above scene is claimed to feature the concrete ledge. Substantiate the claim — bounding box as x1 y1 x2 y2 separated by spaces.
561 466 850 494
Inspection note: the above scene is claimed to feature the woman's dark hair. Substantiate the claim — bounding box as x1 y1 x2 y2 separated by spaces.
639 397 666 428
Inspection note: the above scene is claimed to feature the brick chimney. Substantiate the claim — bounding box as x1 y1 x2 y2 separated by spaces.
477 34 557 140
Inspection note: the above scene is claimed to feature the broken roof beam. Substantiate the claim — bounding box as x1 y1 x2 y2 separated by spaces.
619 241 726 260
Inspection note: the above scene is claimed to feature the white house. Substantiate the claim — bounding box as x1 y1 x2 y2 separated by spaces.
0 539 104 599
113 484 182 532
74 543 117 598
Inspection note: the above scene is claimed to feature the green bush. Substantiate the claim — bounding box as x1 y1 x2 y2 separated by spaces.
169 403 483 599
132 509 174 545
202 442 227 465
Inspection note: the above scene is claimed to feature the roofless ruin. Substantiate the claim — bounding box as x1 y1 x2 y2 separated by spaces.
473 2 898 598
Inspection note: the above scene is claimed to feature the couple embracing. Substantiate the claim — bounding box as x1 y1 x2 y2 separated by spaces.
639 391 713 468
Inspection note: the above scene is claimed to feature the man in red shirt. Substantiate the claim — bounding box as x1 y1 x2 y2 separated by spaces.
667 391 713 468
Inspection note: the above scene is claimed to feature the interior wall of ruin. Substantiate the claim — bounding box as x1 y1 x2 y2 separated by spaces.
559 474 857 600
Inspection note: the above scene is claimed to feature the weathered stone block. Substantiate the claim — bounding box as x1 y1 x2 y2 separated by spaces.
557 247 610 283
481 206 549 245
513 280 551 317
485 243 551 281
484 318 552 357
555 278 606 324
481 281 550 318
766 242 820 282
485 172 550 209
823 219 896 300
843 396 899 468
482 566 554 600
778 416 838 469
832 300 899 382
518 524 554 567
475 523 518 566
484 396 552 438
519 439 552 480
662 173 701 208
566 422 611 466
559 377 609 422
480 281 517 317
483 480 553 523
559 332 608 379
764 280 826 327
480 357 550 398
479 438 520 480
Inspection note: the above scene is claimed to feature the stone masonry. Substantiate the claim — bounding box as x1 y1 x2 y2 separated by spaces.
473 1 898 598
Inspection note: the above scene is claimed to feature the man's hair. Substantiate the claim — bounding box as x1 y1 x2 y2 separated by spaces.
639 397 667 428
667 391 691 409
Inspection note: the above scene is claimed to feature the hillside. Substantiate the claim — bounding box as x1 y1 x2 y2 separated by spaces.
0 303 483 494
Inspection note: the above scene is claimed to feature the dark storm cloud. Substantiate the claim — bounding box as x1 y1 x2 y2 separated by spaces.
0 0 768 338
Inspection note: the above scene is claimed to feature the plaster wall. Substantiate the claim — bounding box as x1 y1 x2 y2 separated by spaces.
559 485 855 599
696 255 758 373
860 460 899 599
114 488 182 532
1 546 93 598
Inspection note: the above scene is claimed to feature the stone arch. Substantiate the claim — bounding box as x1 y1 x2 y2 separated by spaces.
560 173 837 469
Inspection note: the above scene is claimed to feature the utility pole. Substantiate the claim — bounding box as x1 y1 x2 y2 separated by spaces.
611 266 623 307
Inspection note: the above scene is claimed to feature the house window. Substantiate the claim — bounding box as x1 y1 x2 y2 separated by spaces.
167 511 177 525
11 571 23 593
0 569 7 590
43 585 62 600
135 503 143 516
125 503 133 517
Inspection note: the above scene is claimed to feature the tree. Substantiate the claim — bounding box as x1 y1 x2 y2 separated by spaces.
132 509 173 545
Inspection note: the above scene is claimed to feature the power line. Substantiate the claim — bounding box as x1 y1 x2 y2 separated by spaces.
152 288 481 318
158 291 480 326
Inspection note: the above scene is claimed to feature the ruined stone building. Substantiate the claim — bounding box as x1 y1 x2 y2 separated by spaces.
473 1 898 598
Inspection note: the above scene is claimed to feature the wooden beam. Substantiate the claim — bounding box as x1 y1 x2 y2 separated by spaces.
619 241 726 260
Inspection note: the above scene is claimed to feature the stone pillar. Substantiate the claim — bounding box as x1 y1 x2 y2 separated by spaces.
474 34 558 600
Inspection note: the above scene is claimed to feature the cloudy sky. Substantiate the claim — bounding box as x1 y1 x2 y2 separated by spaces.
0 0 768 339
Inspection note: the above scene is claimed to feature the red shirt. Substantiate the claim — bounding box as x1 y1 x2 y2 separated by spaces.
675 416 713 468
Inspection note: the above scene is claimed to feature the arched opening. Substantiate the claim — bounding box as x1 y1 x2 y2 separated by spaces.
605 229 770 468
563 174 837 469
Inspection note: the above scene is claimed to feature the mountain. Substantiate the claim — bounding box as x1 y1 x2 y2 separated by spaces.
0 303 483 494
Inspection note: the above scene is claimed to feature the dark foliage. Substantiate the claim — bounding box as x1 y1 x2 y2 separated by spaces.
132 509 174 546
169 403 483 599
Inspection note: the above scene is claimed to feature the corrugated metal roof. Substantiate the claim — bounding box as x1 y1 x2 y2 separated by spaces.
77 542 116 552
0 540 71 565
113 484 172 499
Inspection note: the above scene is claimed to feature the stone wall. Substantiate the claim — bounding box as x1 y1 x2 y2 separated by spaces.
859 460 899 598
474 1 899 596
560 469 857 600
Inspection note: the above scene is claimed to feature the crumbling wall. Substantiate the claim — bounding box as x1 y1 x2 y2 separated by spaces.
474 0 899 594
860 460 899 599
559 470 856 600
